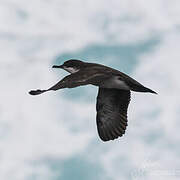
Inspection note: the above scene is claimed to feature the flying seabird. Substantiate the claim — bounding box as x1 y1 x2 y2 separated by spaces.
29 59 157 142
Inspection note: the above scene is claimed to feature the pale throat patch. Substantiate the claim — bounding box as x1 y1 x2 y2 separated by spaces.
64 67 79 74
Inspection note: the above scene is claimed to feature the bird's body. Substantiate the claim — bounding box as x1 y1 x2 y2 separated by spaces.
29 59 157 141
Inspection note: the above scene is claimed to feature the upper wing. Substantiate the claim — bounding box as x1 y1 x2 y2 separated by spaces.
96 88 131 141
48 70 111 91
29 69 111 95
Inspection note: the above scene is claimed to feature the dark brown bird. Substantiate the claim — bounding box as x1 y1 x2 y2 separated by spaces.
29 59 157 142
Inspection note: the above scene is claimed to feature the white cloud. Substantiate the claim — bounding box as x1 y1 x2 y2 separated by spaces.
1 0 180 179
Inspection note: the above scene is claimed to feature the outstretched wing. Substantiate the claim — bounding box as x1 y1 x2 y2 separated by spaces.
29 69 111 95
96 88 131 141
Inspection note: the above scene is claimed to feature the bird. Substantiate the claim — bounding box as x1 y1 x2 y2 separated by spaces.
29 59 157 142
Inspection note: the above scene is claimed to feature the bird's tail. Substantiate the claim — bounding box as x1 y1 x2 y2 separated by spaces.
130 86 157 94
29 89 48 95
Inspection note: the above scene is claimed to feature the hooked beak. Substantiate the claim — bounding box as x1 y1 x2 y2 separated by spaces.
52 65 64 69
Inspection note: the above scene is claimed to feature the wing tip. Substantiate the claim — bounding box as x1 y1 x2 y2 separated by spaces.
29 89 46 95
98 128 126 142
99 134 125 142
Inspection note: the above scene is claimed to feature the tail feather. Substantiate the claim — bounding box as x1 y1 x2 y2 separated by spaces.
130 86 157 94
145 87 157 94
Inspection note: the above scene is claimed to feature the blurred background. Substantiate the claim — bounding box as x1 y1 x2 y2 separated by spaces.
1 0 180 180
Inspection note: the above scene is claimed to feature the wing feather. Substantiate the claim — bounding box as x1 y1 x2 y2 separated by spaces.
49 70 111 91
96 88 131 141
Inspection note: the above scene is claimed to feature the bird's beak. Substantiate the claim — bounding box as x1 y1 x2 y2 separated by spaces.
52 65 64 69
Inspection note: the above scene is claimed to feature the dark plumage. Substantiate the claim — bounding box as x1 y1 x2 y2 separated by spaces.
29 59 157 141
96 88 130 141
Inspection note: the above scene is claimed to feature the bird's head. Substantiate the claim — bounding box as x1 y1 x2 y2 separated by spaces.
52 59 85 74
